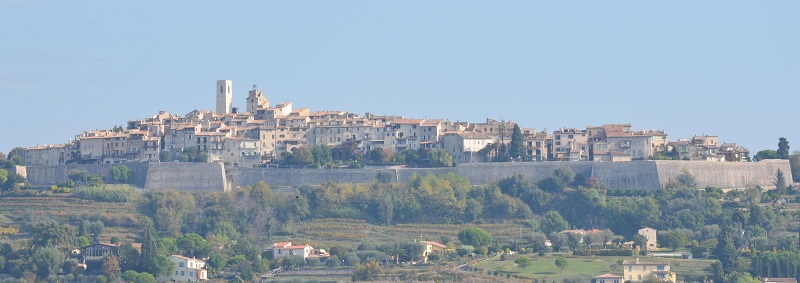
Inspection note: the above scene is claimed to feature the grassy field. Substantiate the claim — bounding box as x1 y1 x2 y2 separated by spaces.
286 218 534 249
472 253 716 282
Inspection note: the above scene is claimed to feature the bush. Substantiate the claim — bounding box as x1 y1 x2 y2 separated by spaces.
73 185 139 203
306 257 321 267
327 255 341 267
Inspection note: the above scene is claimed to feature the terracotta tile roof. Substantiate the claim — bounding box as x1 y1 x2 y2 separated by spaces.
444 131 492 140
284 245 310 250
594 273 623 279
171 255 205 263
393 119 425 124
623 261 670 266
420 241 447 249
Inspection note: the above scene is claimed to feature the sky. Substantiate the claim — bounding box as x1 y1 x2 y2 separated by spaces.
1 1 798 155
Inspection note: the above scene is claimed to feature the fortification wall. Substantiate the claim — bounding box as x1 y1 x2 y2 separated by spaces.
233 162 593 188
22 160 790 192
591 161 663 190
454 162 594 185
654 160 792 189
144 162 228 192
25 163 149 187
232 168 391 187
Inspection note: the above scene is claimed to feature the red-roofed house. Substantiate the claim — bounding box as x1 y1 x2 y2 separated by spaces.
267 242 313 259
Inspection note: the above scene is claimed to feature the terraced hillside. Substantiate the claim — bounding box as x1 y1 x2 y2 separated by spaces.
0 194 142 242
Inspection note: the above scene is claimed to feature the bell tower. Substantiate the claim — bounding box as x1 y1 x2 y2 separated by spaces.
216 80 232 115
247 84 269 113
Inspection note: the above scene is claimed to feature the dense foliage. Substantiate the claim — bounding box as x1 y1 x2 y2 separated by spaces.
4 150 800 282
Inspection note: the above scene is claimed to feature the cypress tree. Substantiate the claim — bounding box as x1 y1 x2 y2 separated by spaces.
509 124 526 161
139 219 156 273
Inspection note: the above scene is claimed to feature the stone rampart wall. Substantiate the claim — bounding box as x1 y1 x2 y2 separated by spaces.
144 162 228 192
654 160 792 189
25 163 149 187
22 160 791 192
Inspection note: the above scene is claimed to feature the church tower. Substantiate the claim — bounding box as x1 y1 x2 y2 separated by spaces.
216 80 232 115
246 84 269 113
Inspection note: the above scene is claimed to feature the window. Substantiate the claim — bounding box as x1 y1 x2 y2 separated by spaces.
181 271 185 276
657 266 665 271
638 275 641 281
628 266 632 272
179 262 184 267
220 86 224 93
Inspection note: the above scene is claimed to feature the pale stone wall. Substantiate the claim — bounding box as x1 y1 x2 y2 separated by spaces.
21 160 792 192
144 162 228 192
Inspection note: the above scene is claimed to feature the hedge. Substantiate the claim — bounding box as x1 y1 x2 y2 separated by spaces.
572 249 635 256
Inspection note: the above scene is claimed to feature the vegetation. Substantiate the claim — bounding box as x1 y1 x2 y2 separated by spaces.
4 156 800 282
555 257 569 274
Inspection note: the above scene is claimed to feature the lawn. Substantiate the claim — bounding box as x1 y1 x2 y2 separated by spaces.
471 253 716 282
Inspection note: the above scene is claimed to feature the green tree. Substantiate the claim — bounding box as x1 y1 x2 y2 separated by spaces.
458 227 493 247
514 255 532 271
0 169 7 184
555 257 569 274
111 165 133 183
30 221 75 252
428 149 453 167
176 233 212 259
283 146 314 165
525 232 548 252
633 234 649 250
775 169 787 192
550 166 575 191
754 149 779 161
541 211 569 234
102 255 121 280
206 253 228 276
659 231 688 251
31 247 65 279
676 169 697 188
149 255 174 278
312 145 332 166
715 217 740 276
352 260 382 281
159 150 170 162
509 124 526 161
778 137 790 159
139 221 157 274
76 236 90 247
118 243 141 272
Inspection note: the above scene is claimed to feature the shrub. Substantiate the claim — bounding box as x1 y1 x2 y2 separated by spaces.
73 185 139 203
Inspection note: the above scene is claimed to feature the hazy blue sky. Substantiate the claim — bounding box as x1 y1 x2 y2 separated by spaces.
1 1 798 155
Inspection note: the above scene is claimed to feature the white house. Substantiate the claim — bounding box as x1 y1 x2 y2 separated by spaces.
159 255 207 282
267 242 313 259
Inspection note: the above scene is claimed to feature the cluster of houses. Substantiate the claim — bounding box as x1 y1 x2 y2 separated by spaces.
77 239 450 282
80 243 207 282
11 80 750 168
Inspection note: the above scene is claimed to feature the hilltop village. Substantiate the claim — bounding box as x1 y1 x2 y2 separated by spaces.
11 80 751 168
